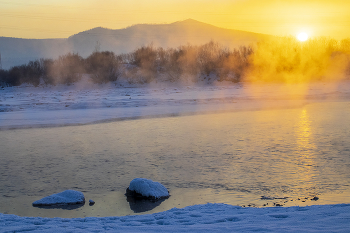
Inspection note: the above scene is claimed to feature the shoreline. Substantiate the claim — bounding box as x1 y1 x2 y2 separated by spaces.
1 80 350 130
2 188 349 219
1 203 349 232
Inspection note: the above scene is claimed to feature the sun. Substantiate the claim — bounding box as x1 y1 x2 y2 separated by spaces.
297 32 308 42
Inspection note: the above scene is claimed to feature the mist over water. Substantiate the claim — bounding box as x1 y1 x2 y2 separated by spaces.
2 36 350 88
0 101 349 217
241 37 350 85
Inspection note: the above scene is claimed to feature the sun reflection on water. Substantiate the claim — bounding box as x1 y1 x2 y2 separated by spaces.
295 108 317 195
296 109 314 150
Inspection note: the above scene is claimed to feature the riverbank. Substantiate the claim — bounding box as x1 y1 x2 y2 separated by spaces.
1 203 349 232
1 80 350 129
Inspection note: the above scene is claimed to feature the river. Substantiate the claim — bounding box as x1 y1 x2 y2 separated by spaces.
0 101 349 217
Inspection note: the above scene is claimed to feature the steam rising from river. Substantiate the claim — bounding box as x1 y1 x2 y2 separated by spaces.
245 37 350 83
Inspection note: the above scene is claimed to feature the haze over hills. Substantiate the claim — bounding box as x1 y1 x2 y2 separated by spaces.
0 19 272 69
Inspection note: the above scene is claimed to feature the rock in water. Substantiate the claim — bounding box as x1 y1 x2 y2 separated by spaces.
89 199 95 206
32 190 85 206
125 178 169 200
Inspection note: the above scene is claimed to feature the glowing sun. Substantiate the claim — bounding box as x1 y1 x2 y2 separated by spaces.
297 32 308 41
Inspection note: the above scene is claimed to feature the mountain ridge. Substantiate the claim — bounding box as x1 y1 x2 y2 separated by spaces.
71 19 270 39
0 19 273 69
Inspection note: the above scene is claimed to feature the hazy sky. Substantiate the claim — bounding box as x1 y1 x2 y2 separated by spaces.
1 0 349 39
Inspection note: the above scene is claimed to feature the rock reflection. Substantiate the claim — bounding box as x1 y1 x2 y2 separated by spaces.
33 203 85 210
126 196 165 213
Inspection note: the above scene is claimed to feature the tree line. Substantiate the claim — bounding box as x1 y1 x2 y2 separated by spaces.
0 38 349 87
0 41 252 87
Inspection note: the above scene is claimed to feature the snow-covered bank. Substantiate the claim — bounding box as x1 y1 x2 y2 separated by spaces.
1 203 349 232
1 81 350 129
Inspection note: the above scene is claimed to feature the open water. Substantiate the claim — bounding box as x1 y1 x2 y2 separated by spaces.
0 101 349 217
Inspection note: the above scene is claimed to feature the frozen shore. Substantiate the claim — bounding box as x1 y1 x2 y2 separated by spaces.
1 80 350 129
1 203 349 232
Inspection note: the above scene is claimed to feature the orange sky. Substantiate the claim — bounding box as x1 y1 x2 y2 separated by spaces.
0 0 349 39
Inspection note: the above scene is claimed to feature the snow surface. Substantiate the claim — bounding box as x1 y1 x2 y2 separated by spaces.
128 178 169 199
1 80 350 232
32 190 85 206
1 80 350 129
1 203 349 232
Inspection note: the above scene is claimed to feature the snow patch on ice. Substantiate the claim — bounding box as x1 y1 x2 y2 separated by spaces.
128 178 169 199
32 190 85 206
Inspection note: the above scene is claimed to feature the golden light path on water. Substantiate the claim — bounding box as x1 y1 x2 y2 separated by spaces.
295 108 316 194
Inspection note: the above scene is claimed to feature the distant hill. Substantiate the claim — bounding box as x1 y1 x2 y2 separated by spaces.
0 19 272 69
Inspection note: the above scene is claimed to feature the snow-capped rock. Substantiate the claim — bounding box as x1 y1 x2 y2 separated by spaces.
32 190 85 206
125 178 169 200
